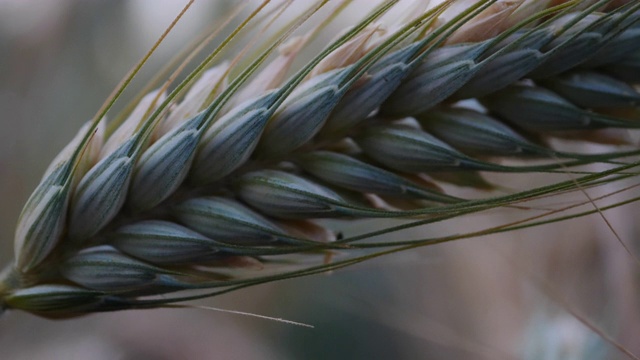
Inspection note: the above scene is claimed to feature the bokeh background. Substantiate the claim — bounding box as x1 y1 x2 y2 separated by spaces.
1 1 639 359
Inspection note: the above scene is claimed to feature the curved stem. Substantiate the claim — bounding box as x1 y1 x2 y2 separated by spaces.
0 264 20 313
0 267 10 315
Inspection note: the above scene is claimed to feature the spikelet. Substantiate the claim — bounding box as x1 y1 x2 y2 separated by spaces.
2 0 640 318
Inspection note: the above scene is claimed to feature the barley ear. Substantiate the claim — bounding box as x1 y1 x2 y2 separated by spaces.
2 0 640 320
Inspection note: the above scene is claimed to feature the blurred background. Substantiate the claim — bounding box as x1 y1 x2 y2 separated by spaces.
0 1 639 359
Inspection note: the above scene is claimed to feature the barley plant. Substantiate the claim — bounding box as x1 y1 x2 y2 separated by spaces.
1 0 640 358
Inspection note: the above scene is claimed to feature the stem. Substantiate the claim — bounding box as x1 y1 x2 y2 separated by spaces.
0 269 9 315
0 264 21 313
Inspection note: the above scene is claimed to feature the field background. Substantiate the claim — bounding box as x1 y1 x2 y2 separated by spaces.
0 1 639 359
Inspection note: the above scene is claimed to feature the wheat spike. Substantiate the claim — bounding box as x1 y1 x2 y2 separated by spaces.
1 0 639 319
